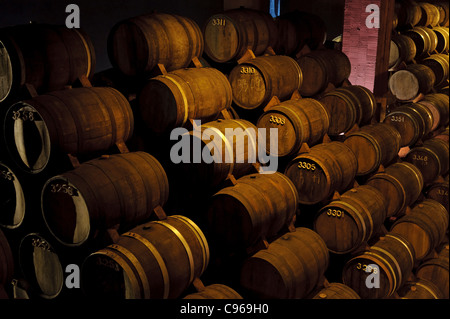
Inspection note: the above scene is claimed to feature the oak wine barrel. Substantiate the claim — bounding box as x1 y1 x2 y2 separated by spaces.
426 180 449 212
344 123 401 176
366 162 424 218
284 142 358 204
256 98 330 157
416 245 449 298
391 199 448 261
312 283 360 299
388 64 435 101
436 2 449 26
3 87 134 174
203 8 277 63
314 185 387 254
389 34 417 68
319 85 377 136
0 162 25 229
432 27 449 53
207 172 298 250
403 27 438 59
108 13 203 76
240 227 329 299
41 152 169 246
422 54 449 88
183 284 243 299
228 55 302 110
397 278 444 299
138 67 232 133
176 119 259 187
405 137 449 184
0 24 95 103
296 49 351 97
395 0 422 27
81 215 209 299
0 228 14 287
417 2 441 27
383 102 434 147
342 233 415 299
416 93 449 130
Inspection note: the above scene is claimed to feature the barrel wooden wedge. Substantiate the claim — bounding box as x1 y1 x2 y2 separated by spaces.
342 233 415 299
208 172 298 250
284 142 358 204
81 215 209 299
138 67 232 133
228 55 303 110
203 8 277 63
108 13 203 76
366 162 424 218
391 199 448 261
344 123 401 176
256 98 330 157
0 24 95 103
3 87 134 174
405 137 449 184
240 227 329 299
41 152 169 246
314 185 387 254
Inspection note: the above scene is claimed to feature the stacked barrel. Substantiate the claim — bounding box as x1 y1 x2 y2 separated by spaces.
0 2 448 302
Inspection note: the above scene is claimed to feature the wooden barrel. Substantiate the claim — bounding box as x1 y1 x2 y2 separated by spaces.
396 0 422 27
405 138 449 184
3 87 134 174
391 199 448 261
275 11 327 53
314 185 387 254
389 34 417 68
177 119 259 187
296 49 351 97
18 233 88 299
436 3 449 26
403 27 437 59
383 102 434 146
422 54 449 88
183 284 243 299
312 283 360 299
81 215 209 299
344 123 401 176
240 227 329 299
138 67 232 133
388 64 435 101
41 152 169 246
416 245 449 298
0 228 14 286
426 180 449 212
342 233 415 299
274 17 299 56
203 8 277 63
284 142 358 204
432 27 449 53
207 172 298 250
397 278 444 299
319 85 376 136
366 162 424 218
256 98 330 157
416 93 449 130
0 162 25 229
228 55 302 110
108 13 203 76
0 24 95 103
418 2 441 27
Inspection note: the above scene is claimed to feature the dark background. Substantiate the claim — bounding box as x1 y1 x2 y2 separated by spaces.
0 0 346 72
